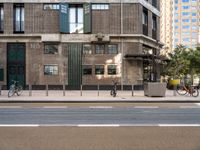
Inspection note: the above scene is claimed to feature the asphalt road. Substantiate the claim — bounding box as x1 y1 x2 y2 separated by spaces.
1 105 200 125
1 103 200 150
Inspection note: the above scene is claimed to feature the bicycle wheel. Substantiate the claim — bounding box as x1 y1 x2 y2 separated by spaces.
16 85 23 96
8 87 15 97
176 85 187 95
110 90 113 96
192 88 199 97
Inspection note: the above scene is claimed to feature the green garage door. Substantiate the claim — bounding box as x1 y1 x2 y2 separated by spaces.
68 43 82 90
7 43 26 88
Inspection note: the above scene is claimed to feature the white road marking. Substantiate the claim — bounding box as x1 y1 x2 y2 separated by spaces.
78 124 119 127
43 106 68 109
0 124 200 127
134 106 159 109
89 106 113 109
0 106 22 108
0 124 39 127
180 106 200 109
159 124 200 127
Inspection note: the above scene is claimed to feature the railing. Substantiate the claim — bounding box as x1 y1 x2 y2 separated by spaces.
0 84 140 97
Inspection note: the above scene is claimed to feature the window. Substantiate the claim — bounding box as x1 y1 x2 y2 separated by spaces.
191 6 197 10
182 0 189 2
192 26 197 30
182 6 189 9
152 15 157 30
0 68 3 81
95 44 104 54
108 65 117 75
192 13 197 16
174 19 178 23
175 0 178 4
14 4 24 33
182 19 189 22
152 0 157 8
92 4 109 10
83 44 92 54
95 65 104 75
192 19 197 22
44 65 58 75
44 43 58 54
142 8 148 36
69 5 83 33
107 44 118 54
182 38 190 42
43 4 59 10
182 12 189 16
0 4 3 32
83 65 92 75
142 8 148 26
182 25 190 29
152 15 157 39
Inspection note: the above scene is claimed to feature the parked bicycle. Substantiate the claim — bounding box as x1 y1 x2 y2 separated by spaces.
8 80 23 97
176 84 199 97
110 80 118 97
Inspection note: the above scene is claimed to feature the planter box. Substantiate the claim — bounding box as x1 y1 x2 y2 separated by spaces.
144 82 167 97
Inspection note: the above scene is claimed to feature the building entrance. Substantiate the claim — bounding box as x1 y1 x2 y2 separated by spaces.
7 43 26 88
68 43 82 90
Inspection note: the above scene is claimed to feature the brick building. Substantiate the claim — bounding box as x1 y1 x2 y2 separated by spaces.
0 0 162 89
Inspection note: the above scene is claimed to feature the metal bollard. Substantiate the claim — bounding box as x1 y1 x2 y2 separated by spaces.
46 84 48 96
29 84 32 96
63 84 65 96
97 84 99 96
80 85 82 96
173 85 177 96
132 84 134 97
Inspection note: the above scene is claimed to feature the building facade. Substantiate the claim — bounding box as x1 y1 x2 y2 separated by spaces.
160 0 173 54
0 0 162 89
161 0 200 52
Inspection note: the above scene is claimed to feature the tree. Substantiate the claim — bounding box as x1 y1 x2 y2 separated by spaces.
163 45 189 79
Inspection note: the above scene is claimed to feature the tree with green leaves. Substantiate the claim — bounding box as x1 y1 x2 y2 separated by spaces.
162 45 200 81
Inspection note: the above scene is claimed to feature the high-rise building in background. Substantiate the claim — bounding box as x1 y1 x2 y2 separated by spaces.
160 0 200 54
160 0 173 54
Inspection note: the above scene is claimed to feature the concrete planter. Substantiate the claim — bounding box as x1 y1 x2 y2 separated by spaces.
144 82 167 97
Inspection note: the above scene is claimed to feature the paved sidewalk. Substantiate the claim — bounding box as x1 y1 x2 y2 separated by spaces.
0 90 199 102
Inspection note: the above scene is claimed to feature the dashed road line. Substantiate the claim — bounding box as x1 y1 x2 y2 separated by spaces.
0 124 200 127
134 106 159 109
89 106 113 109
180 106 200 109
43 106 68 109
0 106 22 108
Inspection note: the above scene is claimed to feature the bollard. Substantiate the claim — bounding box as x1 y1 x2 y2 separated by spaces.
132 84 134 97
173 85 177 96
63 84 65 96
29 84 32 96
97 84 99 96
46 84 48 96
80 85 82 96
0 85 1 96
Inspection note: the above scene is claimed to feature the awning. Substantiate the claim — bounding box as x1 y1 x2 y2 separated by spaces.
124 54 169 64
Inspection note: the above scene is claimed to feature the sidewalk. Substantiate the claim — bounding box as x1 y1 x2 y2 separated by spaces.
0 90 199 103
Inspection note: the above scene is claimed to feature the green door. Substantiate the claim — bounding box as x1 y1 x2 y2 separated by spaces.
7 43 26 88
68 43 82 90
